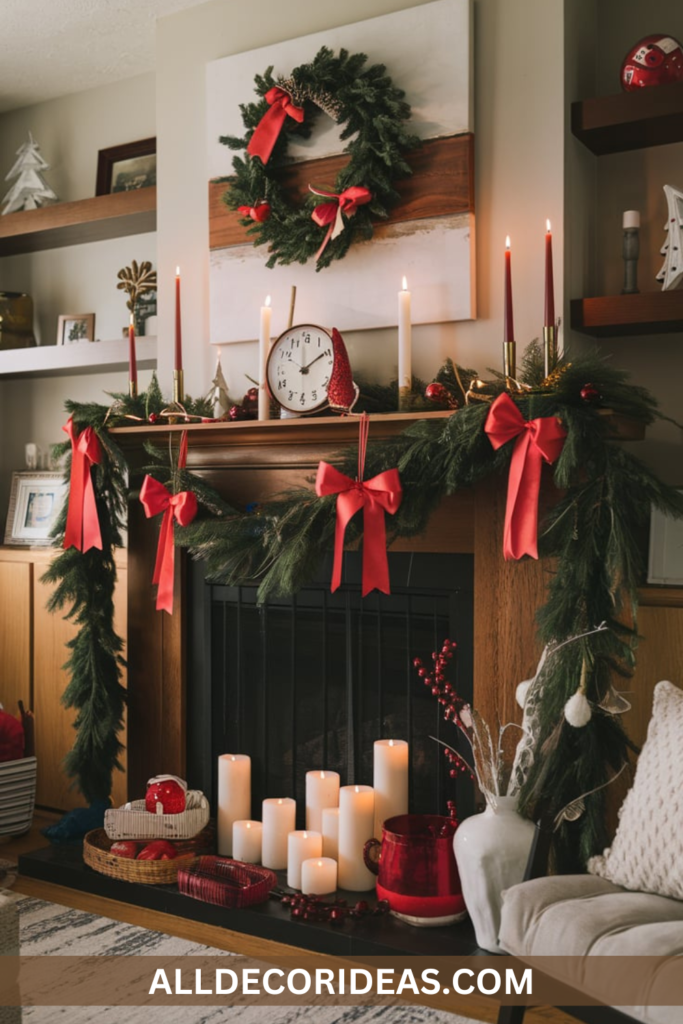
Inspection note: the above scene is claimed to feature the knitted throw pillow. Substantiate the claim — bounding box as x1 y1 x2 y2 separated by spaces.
588 680 683 900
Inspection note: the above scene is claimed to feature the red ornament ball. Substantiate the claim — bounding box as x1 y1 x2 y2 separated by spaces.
145 775 187 815
148 412 159 424
425 382 448 404
228 404 247 421
580 383 601 404
621 35 683 91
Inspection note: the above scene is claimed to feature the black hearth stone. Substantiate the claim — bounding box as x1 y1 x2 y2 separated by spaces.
18 845 484 958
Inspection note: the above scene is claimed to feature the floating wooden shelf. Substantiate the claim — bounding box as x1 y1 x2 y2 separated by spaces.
571 81 683 155
0 337 157 379
570 292 683 337
0 188 156 256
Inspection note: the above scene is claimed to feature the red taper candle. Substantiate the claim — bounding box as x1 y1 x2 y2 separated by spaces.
174 266 182 372
504 236 514 343
128 314 138 393
545 219 555 328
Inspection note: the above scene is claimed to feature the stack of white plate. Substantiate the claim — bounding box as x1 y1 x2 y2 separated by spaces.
0 755 37 838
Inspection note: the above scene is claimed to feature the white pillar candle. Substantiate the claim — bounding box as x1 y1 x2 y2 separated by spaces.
287 830 323 890
373 738 409 839
217 754 251 856
232 820 263 864
623 210 640 229
258 295 272 420
261 797 296 870
322 806 340 860
338 784 375 892
301 857 338 896
398 276 412 410
305 770 340 833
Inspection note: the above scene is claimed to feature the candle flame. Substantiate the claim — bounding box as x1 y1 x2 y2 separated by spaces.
505 236 511 250
176 266 180 276
318 860 323 867
246 823 251 830
230 755 236 761
546 219 552 232
320 771 325 779
388 739 394 747
354 785 360 793
265 295 271 308
402 276 408 291
277 799 283 805
303 831 308 838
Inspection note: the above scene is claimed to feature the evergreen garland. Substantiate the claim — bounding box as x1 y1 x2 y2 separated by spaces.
47 358 683 869
219 46 420 269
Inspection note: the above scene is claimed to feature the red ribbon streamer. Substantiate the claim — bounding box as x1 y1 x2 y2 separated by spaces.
139 432 197 614
310 185 372 260
315 414 402 596
63 416 103 553
484 392 567 560
246 87 304 165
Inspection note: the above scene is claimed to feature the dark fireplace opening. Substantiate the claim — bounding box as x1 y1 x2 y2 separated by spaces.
187 552 474 827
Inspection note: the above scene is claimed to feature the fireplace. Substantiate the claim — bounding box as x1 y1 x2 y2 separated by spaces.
187 551 475 823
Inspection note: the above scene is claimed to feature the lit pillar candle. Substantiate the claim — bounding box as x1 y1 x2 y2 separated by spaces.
261 797 296 870
217 754 251 856
322 806 340 860
258 295 272 421
287 830 323 890
305 770 340 833
174 266 183 371
232 820 262 864
398 276 412 411
301 857 338 896
373 738 409 839
338 784 375 891
544 220 555 329
128 314 138 397
503 237 516 381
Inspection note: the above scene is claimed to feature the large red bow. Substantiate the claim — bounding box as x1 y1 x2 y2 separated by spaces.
310 185 372 260
140 477 197 615
247 87 305 165
484 393 567 560
315 414 402 596
63 416 102 552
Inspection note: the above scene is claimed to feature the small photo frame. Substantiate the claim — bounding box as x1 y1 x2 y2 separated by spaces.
96 138 156 196
4 472 67 546
57 314 95 346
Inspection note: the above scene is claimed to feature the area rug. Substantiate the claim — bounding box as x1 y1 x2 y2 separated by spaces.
16 897 481 1023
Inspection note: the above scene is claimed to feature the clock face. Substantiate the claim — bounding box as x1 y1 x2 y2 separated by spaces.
266 324 334 413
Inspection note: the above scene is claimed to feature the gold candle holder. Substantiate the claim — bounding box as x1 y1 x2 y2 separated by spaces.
503 341 516 385
173 369 184 405
543 325 557 378
129 380 138 399
398 385 411 412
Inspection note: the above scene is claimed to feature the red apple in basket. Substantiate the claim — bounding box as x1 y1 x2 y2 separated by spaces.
145 774 187 815
110 841 139 859
137 840 178 861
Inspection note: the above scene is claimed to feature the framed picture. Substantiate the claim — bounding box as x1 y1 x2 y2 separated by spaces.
57 313 95 346
648 493 683 585
4 472 67 546
96 138 156 196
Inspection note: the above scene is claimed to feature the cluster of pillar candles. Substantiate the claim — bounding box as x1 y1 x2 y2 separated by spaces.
217 740 409 895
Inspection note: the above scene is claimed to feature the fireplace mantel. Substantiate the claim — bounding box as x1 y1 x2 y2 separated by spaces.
119 412 547 798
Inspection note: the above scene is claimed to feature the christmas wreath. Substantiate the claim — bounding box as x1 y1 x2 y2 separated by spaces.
219 46 419 269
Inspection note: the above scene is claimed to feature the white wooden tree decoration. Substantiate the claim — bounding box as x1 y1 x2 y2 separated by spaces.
656 184 683 291
2 133 58 215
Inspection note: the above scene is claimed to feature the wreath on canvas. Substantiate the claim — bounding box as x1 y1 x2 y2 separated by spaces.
218 46 420 270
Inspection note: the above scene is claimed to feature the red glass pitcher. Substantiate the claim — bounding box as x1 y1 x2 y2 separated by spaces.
363 813 466 927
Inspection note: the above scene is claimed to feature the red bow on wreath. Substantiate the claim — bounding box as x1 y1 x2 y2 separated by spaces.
139 432 197 614
247 86 305 165
63 415 102 553
484 392 567 561
238 202 271 223
310 185 372 260
315 414 402 596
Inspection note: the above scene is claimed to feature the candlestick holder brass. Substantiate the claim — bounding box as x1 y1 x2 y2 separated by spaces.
543 325 558 378
503 341 516 386
129 381 138 399
173 369 185 405
398 386 411 412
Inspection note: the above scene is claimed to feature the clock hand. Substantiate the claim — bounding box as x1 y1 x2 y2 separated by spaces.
302 351 327 372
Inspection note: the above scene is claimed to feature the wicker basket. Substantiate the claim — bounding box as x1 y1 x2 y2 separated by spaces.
83 827 214 885
178 857 277 908
104 794 210 841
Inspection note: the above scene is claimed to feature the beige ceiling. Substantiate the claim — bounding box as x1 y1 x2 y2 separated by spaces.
0 0 211 114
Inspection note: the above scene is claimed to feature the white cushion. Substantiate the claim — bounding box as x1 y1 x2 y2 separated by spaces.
588 680 683 900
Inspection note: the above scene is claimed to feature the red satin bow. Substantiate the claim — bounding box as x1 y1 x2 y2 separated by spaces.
247 87 305 165
140 477 197 615
63 416 102 552
484 393 567 561
310 185 372 260
238 202 271 223
315 414 402 596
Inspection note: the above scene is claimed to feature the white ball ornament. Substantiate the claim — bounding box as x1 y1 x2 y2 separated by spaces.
564 691 592 728
516 679 532 709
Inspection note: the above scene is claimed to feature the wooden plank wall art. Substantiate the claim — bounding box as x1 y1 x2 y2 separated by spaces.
206 0 475 344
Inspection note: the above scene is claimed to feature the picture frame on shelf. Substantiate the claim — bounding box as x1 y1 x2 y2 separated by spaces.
648 493 683 585
57 313 95 346
4 472 67 547
96 138 156 196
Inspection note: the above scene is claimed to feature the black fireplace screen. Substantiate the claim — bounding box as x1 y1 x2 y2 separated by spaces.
187 552 474 826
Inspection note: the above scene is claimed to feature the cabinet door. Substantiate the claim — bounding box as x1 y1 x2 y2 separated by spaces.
0 560 32 715
33 565 128 811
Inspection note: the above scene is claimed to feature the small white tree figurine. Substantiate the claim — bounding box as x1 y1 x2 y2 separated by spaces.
2 133 58 215
656 184 683 291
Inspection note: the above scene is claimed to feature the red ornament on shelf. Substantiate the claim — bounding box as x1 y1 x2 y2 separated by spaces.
621 35 683 91
425 382 447 403
145 774 187 815
580 383 601 404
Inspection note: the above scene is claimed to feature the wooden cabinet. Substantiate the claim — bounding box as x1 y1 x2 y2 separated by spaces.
0 546 127 811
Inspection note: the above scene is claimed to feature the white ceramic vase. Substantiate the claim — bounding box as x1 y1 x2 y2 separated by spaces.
453 795 535 953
